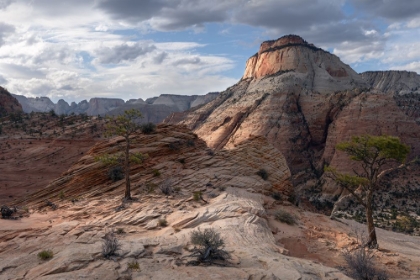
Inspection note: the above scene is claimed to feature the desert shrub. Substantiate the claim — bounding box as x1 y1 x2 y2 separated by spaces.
0 124 2 135
186 139 195 147
274 210 296 225
141 122 156 134
45 200 57 210
152 169 161 177
108 166 124 182
159 178 173 195
59 190 65 200
193 191 202 201
49 109 57 117
158 218 168 227
127 260 140 270
116 228 125 234
207 149 215 156
102 231 121 258
145 183 156 194
344 247 388 280
256 169 268 180
271 192 282 201
38 250 53 260
179 158 186 164
1 205 15 218
188 228 230 265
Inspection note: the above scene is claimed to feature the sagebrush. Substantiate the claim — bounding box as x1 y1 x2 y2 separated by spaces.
188 228 230 266
102 230 121 258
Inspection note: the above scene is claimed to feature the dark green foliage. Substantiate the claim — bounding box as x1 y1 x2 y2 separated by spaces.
141 122 156 134
49 109 57 117
271 192 281 201
188 228 230 265
256 169 268 180
1 205 15 218
274 210 296 225
108 166 124 182
38 250 54 260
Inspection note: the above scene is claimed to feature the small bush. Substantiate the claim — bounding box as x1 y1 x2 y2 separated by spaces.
159 178 173 195
108 166 124 182
274 210 296 225
188 228 230 265
344 247 388 280
59 190 65 200
271 192 281 201
102 231 121 258
145 183 156 194
158 218 168 227
256 169 268 180
141 122 156 134
1 205 15 218
38 250 53 260
193 191 202 201
152 169 161 177
116 228 125 234
127 260 140 270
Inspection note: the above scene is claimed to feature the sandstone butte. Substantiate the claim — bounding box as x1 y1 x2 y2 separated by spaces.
165 34 420 205
2 124 419 279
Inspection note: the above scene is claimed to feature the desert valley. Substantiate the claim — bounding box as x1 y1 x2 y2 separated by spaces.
1 35 420 280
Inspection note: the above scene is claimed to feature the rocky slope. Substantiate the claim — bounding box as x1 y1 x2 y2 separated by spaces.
165 35 420 214
0 112 107 205
1 124 419 279
0 86 22 117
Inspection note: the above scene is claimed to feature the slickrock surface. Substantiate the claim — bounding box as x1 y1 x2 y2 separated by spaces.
0 87 22 117
1 124 419 279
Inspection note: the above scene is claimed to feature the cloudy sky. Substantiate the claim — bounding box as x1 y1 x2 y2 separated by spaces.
0 0 419 103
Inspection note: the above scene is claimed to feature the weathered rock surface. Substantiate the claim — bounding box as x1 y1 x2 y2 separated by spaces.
0 86 22 116
1 124 419 279
0 113 107 205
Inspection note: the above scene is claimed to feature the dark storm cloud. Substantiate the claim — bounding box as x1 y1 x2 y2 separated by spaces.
0 22 15 46
350 0 420 20
97 0 237 30
97 0 175 22
234 0 344 32
96 43 156 64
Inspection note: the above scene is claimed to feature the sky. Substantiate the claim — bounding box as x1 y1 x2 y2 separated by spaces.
0 0 419 103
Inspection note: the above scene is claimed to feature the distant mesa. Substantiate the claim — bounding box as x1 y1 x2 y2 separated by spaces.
10 92 219 124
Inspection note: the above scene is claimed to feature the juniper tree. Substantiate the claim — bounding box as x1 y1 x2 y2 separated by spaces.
100 109 147 200
326 135 411 248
